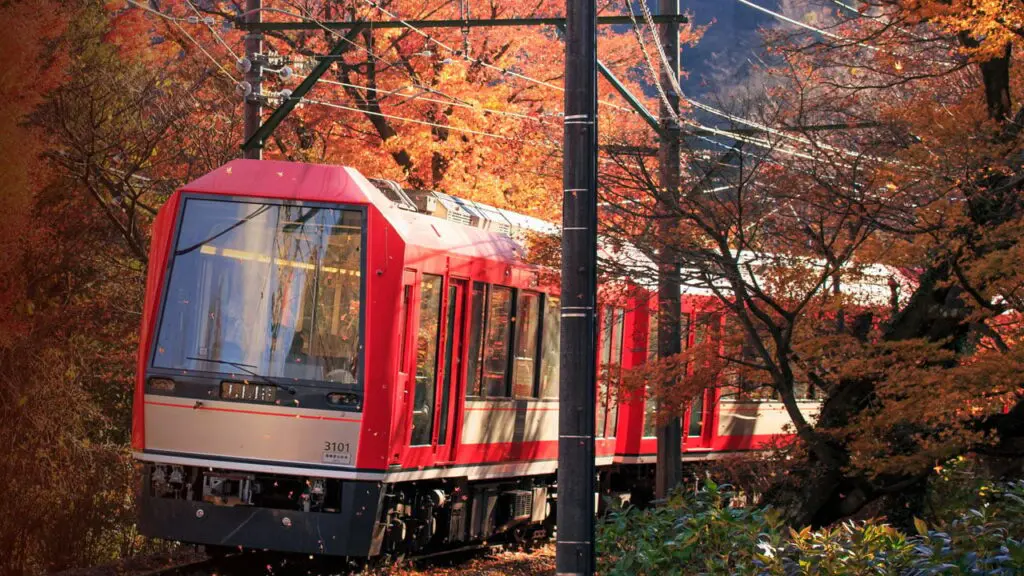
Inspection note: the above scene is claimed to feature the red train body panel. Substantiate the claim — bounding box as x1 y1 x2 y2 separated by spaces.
133 160 814 556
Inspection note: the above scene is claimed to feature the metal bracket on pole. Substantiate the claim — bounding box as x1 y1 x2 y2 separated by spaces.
596 60 664 137
240 34 355 153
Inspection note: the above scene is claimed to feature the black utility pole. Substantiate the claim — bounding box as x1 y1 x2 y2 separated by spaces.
655 0 683 499
243 0 262 160
557 0 597 574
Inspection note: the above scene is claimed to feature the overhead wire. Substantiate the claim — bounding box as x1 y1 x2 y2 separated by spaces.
829 0 930 41
123 0 188 22
302 97 533 142
236 5 486 114
236 6 569 152
623 0 846 162
185 0 242 63
359 0 637 114
127 0 893 178
124 0 239 82
305 77 559 125
736 0 955 66
623 0 680 127
302 98 630 173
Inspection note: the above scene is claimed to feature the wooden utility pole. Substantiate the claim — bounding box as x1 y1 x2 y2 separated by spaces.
655 0 683 499
243 0 262 160
556 0 597 574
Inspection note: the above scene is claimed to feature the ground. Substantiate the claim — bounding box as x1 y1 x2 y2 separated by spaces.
53 544 556 576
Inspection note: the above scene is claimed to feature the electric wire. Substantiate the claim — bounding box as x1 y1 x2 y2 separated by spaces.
240 6 566 142
634 14 911 170
829 0 930 41
736 0 954 66
185 0 242 63
171 20 240 82
303 77 558 125
622 0 851 163
123 0 188 22
359 0 637 114
236 5 544 123
302 97 561 148
637 0 686 99
124 0 239 82
623 0 680 127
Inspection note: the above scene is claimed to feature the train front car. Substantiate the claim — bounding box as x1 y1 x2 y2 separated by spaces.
132 161 399 557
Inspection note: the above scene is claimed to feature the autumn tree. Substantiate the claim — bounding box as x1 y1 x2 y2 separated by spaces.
602 0 1024 527
2 0 246 572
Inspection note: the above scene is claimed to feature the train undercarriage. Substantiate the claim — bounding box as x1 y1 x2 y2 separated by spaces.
140 463 579 558
139 461 660 559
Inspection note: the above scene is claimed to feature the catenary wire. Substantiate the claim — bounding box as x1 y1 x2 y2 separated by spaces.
359 0 637 114
124 0 239 82
301 77 559 125
185 0 242 63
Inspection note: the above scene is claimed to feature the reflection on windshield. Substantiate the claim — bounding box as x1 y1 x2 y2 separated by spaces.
153 198 363 388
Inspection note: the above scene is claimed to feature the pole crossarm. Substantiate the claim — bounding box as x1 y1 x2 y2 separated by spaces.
597 60 664 137
240 35 353 153
237 14 687 32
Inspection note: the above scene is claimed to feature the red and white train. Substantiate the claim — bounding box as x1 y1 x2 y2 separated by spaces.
133 160 826 557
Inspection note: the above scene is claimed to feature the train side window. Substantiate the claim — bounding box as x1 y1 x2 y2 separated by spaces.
644 385 658 437
411 274 443 446
397 285 412 374
597 309 611 437
511 291 541 398
481 286 513 397
597 307 624 438
607 307 625 436
539 295 560 398
465 282 487 397
597 307 626 437
645 304 658 437
648 308 658 359
721 317 742 400
682 312 694 349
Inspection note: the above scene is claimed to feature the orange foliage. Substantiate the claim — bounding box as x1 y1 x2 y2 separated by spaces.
0 0 66 346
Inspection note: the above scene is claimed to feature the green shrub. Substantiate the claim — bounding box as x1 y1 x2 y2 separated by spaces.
597 474 1024 575
907 479 1024 575
598 480 784 575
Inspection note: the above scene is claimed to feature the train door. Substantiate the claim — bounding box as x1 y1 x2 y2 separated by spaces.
391 270 417 465
435 279 466 463
407 274 464 465
684 311 719 449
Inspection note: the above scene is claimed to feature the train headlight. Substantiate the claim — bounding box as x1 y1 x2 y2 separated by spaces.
148 377 176 393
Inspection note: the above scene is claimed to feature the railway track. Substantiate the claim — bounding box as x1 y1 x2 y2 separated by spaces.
139 539 540 576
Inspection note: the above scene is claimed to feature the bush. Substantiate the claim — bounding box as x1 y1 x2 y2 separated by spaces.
598 480 784 575
597 474 1024 575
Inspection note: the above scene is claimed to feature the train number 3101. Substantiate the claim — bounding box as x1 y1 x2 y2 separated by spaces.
322 441 353 465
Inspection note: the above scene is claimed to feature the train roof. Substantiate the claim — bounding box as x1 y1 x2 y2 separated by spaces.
178 159 527 265
179 160 912 304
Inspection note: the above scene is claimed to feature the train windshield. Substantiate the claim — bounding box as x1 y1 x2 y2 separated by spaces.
153 198 364 389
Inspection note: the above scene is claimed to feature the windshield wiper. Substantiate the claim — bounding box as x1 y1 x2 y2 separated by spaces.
186 356 296 395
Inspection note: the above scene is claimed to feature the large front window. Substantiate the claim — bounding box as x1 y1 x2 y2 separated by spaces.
153 198 364 389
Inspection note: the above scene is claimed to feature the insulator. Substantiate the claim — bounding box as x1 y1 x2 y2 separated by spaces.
236 81 252 98
277 66 293 81
186 15 199 24
279 89 293 101
236 57 252 74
